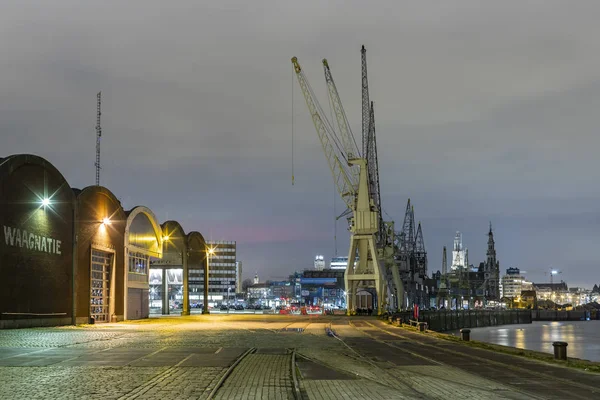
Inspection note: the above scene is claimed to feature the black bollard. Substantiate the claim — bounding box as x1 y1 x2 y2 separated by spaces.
553 342 568 360
460 328 471 341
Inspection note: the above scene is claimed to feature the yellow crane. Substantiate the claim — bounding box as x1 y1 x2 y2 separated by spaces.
291 56 387 314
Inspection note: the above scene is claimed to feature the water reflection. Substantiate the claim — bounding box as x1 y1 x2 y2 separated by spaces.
515 327 525 349
465 321 600 362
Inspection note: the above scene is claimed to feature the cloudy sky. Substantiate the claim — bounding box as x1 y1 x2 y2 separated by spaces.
2 1 599 287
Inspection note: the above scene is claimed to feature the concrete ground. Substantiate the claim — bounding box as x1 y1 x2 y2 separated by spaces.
0 315 598 399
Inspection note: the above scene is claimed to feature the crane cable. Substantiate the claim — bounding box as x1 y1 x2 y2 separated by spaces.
329 84 338 257
291 66 295 186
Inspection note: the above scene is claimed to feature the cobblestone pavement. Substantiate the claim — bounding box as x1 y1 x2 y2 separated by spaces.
215 352 293 400
0 315 596 399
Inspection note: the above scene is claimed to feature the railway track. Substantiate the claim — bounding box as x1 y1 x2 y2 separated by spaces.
208 347 302 400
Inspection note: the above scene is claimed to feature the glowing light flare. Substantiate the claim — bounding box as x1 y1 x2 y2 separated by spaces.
163 235 170 242
41 198 50 207
207 247 216 255
102 217 111 225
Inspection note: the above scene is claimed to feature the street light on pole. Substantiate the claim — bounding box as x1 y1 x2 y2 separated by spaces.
203 246 215 315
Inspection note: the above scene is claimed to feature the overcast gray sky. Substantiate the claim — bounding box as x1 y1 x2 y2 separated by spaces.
2 1 599 287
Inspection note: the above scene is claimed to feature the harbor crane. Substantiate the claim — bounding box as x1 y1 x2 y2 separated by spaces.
291 53 391 314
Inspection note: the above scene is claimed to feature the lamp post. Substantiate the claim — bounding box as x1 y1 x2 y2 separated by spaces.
181 248 190 316
203 246 214 315
227 287 231 313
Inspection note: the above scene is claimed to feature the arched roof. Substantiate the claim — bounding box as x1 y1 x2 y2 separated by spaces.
186 231 207 269
76 186 124 208
187 231 207 250
162 220 186 240
0 154 74 202
76 185 127 226
125 205 163 257
161 220 187 254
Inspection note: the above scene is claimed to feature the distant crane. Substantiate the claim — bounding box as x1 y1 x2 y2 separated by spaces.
95 91 102 186
291 54 388 314
548 269 562 286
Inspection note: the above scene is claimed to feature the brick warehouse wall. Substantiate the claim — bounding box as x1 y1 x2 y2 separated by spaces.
0 155 75 328
75 186 127 323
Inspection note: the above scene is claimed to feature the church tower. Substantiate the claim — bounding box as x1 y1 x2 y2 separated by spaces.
485 222 500 301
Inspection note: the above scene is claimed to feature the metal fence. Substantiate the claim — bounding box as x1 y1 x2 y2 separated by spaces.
390 309 532 332
531 309 600 321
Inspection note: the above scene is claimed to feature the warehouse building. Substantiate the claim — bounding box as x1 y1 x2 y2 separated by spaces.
0 154 76 328
74 185 127 324
0 153 213 328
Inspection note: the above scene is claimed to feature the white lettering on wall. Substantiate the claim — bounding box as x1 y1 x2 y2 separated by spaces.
4 226 16 246
2 226 62 255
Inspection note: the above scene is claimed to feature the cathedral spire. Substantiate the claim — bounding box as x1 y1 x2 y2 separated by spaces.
485 222 500 302
487 223 496 261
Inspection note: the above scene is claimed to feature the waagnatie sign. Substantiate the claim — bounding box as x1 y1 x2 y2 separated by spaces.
3 225 62 255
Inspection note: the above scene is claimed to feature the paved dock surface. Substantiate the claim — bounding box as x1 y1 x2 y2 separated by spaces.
0 315 598 399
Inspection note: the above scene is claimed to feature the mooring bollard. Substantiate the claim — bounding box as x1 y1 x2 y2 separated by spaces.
460 328 471 341
553 341 568 360
419 322 426 332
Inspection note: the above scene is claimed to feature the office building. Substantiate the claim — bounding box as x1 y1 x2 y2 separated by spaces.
314 255 325 270
205 241 237 304
329 256 359 270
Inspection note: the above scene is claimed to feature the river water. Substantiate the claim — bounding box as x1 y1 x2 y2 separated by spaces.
461 320 600 362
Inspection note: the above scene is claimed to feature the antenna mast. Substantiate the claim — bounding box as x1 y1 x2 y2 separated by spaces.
95 91 102 186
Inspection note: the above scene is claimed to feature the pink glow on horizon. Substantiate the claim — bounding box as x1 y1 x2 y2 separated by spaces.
206 224 331 244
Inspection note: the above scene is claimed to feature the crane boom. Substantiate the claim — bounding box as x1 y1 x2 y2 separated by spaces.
361 45 370 157
292 54 387 316
291 57 356 211
322 59 360 163
368 102 384 244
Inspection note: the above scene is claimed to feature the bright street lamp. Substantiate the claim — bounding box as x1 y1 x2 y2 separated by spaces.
202 246 216 315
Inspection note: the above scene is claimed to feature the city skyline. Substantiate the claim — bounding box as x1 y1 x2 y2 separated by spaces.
1 1 599 288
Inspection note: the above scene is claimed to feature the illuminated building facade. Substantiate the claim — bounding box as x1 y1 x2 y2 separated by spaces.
314 255 325 270
0 153 212 328
74 186 127 324
329 256 359 270
450 232 466 271
0 155 76 329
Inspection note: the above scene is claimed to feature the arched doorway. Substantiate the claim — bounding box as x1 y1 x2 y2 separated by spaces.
124 206 162 320
149 221 187 315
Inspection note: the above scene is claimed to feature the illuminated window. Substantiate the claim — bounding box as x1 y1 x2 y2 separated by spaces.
129 252 148 275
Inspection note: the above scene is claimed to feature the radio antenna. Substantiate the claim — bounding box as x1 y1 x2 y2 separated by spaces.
95 91 102 186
